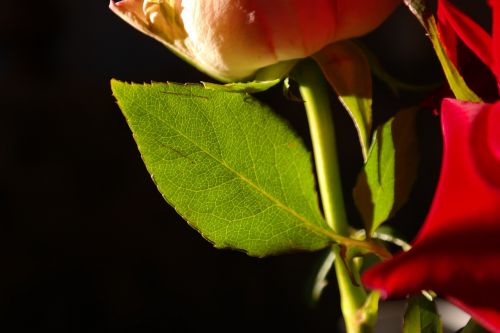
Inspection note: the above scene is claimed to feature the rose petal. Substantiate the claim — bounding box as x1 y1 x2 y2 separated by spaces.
491 0 500 84
180 0 402 76
472 101 500 186
437 0 458 65
109 0 148 29
487 102 500 161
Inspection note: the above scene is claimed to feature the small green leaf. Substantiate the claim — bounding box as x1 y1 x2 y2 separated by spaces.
313 41 373 160
353 108 419 235
403 0 481 102
403 295 443 333
460 319 489 333
111 80 335 257
201 79 280 93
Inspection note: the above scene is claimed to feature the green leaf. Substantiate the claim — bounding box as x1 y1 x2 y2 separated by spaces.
353 108 419 235
460 319 489 333
403 0 481 102
111 80 334 257
313 41 373 161
201 79 280 93
403 295 443 333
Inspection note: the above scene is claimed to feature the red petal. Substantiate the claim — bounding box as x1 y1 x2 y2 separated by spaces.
363 99 500 333
438 0 494 72
416 100 500 237
491 0 500 84
437 0 458 65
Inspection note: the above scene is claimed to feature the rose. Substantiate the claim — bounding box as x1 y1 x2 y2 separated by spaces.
362 1 500 331
363 99 500 332
109 0 401 81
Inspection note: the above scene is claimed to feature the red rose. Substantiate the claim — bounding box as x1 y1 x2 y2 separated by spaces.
363 99 500 332
363 1 500 331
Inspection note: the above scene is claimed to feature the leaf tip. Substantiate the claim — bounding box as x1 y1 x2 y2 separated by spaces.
110 78 127 97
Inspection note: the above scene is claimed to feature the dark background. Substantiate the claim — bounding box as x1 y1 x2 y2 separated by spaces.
2 1 480 332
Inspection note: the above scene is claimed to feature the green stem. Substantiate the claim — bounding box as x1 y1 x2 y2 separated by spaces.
295 60 374 333
334 246 372 333
295 60 349 236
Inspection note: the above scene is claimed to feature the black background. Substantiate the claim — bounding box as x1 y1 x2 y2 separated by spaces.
1 1 485 332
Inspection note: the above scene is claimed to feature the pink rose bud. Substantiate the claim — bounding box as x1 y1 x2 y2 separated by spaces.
110 0 401 81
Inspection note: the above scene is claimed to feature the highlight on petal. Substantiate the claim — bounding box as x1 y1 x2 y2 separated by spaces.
109 0 150 36
109 0 188 52
363 99 500 333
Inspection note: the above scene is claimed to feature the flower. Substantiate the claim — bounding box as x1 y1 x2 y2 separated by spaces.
110 0 401 81
363 1 500 331
363 99 500 332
